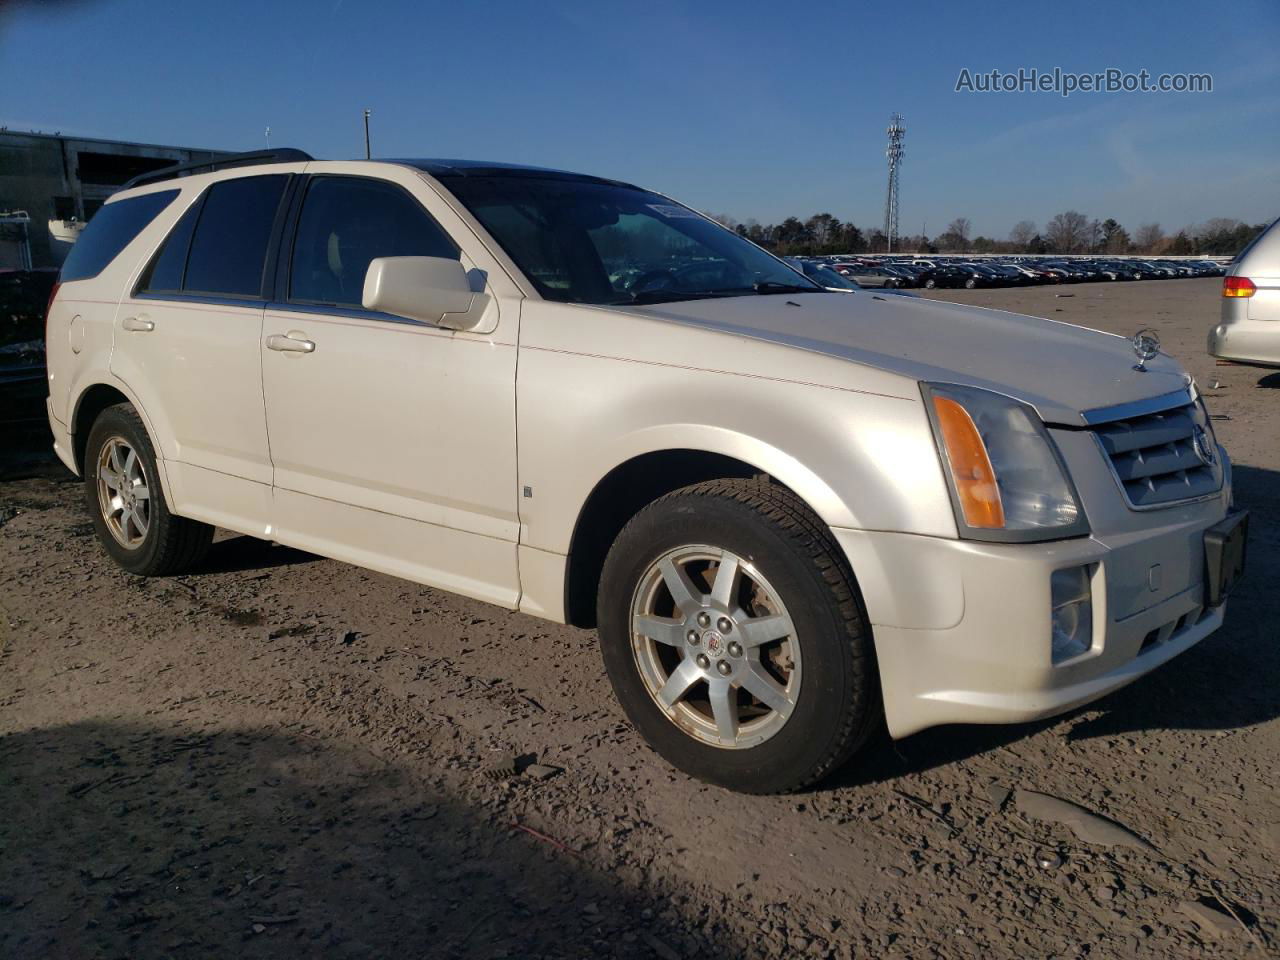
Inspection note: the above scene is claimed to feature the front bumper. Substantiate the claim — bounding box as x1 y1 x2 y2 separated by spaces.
1209 319 1280 368
835 508 1229 739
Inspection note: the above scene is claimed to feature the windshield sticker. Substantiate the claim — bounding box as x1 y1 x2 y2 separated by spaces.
647 203 701 219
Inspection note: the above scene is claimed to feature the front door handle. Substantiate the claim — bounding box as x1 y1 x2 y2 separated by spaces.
121 316 154 332
265 333 316 354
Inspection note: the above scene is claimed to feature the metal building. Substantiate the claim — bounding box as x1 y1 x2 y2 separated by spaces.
0 130 231 269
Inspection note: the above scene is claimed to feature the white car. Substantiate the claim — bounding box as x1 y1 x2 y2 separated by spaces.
1210 215 1280 368
45 151 1248 793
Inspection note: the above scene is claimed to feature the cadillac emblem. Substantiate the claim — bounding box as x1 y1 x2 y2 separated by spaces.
1192 424 1217 468
1131 328 1161 371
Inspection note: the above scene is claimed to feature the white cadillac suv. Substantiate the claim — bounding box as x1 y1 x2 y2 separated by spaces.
45 151 1248 793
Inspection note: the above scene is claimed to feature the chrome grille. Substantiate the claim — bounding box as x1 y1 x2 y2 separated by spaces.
1092 400 1223 508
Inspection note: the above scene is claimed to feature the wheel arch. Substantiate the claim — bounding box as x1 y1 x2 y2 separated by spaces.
69 379 175 503
562 440 849 629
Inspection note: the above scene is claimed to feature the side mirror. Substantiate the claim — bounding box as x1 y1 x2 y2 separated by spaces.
362 256 490 331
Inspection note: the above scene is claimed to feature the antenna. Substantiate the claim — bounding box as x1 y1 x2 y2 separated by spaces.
265 126 271 149
363 108 372 160
883 114 905 253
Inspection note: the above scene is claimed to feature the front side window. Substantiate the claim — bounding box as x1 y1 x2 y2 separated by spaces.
440 176 819 305
59 189 178 283
289 177 459 308
183 175 289 298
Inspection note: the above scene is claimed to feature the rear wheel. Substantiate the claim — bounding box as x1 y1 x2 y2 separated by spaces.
598 478 880 793
84 404 213 576
964 277 977 289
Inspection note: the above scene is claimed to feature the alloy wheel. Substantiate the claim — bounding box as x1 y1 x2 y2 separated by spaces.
629 545 801 749
96 436 151 549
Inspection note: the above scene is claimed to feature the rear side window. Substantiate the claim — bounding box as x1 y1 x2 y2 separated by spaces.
136 199 201 294
289 176 458 307
59 190 178 282
183 175 289 298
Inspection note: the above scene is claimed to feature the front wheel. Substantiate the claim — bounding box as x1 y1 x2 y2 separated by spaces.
597 478 880 793
924 278 937 289
84 403 214 576
964 278 977 289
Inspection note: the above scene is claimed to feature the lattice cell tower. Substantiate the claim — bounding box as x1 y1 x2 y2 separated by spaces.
883 114 905 252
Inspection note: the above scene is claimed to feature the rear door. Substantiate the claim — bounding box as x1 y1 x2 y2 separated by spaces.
260 170 521 607
109 172 295 534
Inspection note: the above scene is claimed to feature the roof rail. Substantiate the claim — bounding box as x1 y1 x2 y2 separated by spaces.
120 148 314 191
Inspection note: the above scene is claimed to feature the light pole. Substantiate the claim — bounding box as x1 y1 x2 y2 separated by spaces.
883 114 905 254
363 109 372 159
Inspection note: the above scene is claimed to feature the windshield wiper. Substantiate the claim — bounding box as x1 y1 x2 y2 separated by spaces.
626 290 736 305
751 281 820 295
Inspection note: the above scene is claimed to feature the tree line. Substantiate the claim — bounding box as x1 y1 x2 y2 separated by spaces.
706 210 1270 258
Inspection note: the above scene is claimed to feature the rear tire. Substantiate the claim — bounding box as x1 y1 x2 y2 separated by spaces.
597 477 880 793
84 403 213 576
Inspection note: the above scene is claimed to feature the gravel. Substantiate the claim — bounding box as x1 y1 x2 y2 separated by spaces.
1 279 1276 958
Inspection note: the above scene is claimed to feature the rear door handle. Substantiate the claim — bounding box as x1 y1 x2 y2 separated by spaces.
265 333 316 354
121 316 154 332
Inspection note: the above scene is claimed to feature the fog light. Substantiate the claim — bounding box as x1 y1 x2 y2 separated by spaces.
1051 565 1094 662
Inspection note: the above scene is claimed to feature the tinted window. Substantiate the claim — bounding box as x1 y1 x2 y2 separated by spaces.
289 177 458 307
136 198 201 293
184 175 288 297
59 190 178 282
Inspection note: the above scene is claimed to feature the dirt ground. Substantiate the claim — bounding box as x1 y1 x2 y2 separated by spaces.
1 277 1276 959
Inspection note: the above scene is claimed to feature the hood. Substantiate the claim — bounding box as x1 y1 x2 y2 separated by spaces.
625 292 1189 425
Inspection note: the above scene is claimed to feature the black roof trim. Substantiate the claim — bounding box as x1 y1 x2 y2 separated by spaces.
120 149 314 191
381 158 637 188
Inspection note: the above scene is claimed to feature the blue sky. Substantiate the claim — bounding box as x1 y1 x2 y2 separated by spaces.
3 0 1278 238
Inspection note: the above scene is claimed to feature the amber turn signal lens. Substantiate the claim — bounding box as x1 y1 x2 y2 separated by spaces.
1223 276 1256 298
932 395 1005 529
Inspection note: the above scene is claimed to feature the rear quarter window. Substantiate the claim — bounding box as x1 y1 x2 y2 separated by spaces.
58 190 179 283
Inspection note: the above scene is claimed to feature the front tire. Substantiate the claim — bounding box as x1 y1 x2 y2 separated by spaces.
964 278 977 289
597 478 880 793
84 403 213 576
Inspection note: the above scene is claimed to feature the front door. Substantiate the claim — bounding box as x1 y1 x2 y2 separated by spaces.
261 173 520 607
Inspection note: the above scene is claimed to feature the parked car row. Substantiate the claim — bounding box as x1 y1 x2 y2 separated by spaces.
796 255 1227 290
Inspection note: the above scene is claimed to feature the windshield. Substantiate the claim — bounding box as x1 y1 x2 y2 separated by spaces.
791 260 859 290
441 175 819 305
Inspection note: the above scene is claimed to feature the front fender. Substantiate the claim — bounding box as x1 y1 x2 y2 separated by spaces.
517 342 957 556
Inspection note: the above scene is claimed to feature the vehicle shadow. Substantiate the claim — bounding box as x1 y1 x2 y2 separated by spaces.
0 719 719 960
828 463 1280 789
1257 371 1280 389
198 534 319 575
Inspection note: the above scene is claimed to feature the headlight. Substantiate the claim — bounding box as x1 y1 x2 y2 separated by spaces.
922 382 1089 542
